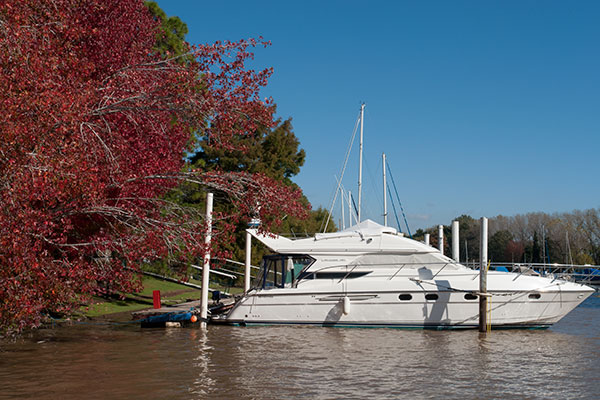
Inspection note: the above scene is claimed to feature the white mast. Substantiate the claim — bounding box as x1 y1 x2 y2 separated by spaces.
382 152 387 226
357 103 365 222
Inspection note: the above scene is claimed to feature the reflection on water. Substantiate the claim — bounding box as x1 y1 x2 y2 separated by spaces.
1 295 599 399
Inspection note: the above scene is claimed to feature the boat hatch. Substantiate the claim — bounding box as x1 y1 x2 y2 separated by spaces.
253 254 314 289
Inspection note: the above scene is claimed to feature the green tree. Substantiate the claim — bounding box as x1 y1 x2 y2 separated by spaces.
529 231 542 263
489 230 513 262
192 117 305 184
455 215 479 263
145 1 193 63
185 116 332 266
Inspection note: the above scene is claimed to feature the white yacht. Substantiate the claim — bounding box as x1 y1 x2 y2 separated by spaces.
225 220 595 329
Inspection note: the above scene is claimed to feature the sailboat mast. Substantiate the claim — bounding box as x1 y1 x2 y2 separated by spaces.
382 152 387 226
357 103 365 222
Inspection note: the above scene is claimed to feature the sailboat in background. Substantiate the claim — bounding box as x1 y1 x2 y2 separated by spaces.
323 103 411 235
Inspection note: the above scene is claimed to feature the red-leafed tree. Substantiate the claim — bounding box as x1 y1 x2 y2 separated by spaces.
0 0 307 335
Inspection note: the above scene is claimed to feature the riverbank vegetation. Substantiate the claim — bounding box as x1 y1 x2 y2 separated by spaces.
0 0 315 336
80 275 242 319
415 209 600 265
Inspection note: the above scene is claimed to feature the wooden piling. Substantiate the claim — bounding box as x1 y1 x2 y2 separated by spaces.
479 217 488 332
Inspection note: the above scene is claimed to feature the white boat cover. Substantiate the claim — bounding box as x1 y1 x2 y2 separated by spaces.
248 219 439 256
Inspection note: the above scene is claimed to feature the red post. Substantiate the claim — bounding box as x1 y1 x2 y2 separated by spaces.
152 290 161 309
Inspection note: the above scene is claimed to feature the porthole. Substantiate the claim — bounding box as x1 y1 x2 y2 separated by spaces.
464 293 478 300
528 293 541 300
425 293 438 301
398 294 412 301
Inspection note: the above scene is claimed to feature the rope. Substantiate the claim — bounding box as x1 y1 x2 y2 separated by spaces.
408 276 553 298
487 296 492 332
486 259 492 331
322 111 361 232
387 184 403 232
386 161 412 238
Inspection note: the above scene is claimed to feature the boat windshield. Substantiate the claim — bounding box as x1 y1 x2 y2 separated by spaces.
252 254 314 289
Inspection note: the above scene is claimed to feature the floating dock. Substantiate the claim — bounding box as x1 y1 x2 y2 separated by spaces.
132 298 235 328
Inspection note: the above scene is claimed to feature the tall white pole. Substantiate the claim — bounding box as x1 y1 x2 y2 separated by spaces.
479 217 489 332
452 220 459 262
438 225 444 254
424 233 430 246
357 103 365 222
382 152 387 226
244 230 251 293
200 192 213 327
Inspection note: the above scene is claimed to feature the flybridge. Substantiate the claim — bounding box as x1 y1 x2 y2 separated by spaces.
247 219 436 255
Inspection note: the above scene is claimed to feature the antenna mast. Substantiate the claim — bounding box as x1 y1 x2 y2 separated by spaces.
357 103 365 222
382 152 387 226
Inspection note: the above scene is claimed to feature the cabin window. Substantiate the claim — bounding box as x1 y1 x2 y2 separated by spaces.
398 294 412 301
313 272 371 280
264 258 283 288
425 293 438 301
464 293 478 300
253 254 314 289
528 293 541 300
286 256 315 285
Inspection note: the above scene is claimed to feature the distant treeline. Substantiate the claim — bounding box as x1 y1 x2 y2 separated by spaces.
413 209 600 265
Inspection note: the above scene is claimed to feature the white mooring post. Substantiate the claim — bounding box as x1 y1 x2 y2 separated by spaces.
438 225 444 254
479 217 489 333
424 233 430 246
452 220 459 262
244 230 251 293
200 192 214 327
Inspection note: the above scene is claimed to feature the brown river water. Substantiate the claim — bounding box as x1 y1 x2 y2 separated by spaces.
1 294 599 400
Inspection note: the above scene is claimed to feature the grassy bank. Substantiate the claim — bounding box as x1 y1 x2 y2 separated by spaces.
82 275 241 319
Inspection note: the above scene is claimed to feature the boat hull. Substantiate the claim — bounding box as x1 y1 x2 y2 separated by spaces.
225 278 594 329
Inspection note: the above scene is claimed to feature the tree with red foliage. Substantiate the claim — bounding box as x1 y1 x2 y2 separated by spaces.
0 0 307 335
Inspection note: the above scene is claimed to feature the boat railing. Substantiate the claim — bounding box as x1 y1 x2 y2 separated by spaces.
300 260 463 280
462 261 600 285
199 258 262 288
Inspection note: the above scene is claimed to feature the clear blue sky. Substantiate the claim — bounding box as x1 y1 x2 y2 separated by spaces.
156 0 600 231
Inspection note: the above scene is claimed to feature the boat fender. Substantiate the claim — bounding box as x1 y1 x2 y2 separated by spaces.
343 296 351 315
